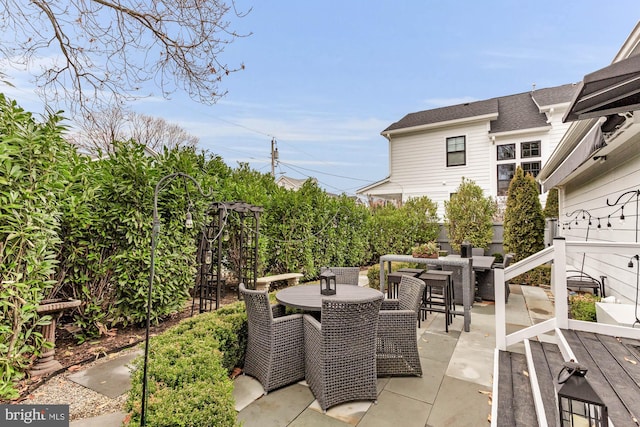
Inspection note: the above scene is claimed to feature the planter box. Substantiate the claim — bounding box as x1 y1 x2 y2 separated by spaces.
595 302 638 328
412 253 438 259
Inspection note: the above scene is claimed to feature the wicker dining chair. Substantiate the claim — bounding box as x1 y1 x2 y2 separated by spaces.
320 266 360 286
240 283 305 394
303 293 384 412
376 275 426 377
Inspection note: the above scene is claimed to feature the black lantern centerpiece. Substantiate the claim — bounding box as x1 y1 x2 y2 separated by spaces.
558 361 608 427
319 269 337 295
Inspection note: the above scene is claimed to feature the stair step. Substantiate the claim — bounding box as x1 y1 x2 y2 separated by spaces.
497 351 539 427
528 341 563 427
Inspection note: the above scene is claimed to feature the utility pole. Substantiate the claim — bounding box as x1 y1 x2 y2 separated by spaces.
271 137 279 176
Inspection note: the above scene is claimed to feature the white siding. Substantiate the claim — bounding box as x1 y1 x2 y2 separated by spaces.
388 121 492 219
560 129 640 303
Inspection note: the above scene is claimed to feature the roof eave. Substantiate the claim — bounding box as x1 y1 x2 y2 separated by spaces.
490 125 551 138
381 112 499 137
356 176 391 194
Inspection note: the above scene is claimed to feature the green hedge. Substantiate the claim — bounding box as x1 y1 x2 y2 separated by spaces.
125 301 247 427
569 293 600 322
366 262 419 291
0 96 75 399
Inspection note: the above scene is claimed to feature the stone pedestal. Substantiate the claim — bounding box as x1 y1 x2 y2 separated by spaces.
29 298 81 377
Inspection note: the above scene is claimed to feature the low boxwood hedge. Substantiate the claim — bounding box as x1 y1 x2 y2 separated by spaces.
125 301 247 427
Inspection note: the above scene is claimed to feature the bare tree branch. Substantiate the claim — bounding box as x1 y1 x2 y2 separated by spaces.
67 106 199 155
0 0 250 113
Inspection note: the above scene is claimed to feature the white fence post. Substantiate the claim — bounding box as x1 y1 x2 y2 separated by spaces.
553 237 568 329
495 267 507 350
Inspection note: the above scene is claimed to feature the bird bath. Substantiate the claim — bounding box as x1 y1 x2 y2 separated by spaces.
29 298 82 377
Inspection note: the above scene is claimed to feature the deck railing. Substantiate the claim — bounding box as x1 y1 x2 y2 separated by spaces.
495 237 640 352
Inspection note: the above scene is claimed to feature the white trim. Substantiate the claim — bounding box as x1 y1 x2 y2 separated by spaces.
614 21 640 62
504 246 555 280
495 268 506 350
381 112 498 137
567 319 640 340
356 177 390 194
491 348 499 427
506 318 557 348
525 339 549 427
555 328 577 362
489 126 551 138
537 101 572 113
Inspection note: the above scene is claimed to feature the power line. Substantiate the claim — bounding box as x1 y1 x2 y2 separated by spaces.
206 114 375 191
209 115 275 139
278 162 355 195
277 160 373 182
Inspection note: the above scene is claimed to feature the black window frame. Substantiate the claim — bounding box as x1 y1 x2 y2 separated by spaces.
521 161 541 178
521 140 541 158
497 143 516 161
497 163 515 196
446 135 466 167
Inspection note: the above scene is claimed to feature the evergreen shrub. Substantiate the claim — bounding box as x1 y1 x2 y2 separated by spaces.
503 167 545 261
444 178 496 253
126 301 246 426
0 96 74 399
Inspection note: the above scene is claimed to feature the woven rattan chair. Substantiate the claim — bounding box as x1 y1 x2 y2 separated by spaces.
240 283 305 394
320 266 360 286
303 294 384 411
377 275 426 377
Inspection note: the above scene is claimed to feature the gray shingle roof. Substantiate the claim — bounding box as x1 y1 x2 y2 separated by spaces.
490 92 549 133
383 84 578 135
383 98 498 133
531 83 579 107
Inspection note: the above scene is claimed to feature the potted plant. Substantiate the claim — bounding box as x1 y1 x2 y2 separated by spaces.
411 241 440 258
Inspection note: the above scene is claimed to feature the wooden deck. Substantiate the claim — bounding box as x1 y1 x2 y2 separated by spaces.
497 330 640 426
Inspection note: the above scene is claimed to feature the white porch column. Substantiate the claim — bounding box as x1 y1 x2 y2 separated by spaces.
553 237 569 329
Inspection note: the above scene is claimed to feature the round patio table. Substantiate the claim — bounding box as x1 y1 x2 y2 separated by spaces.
276 284 382 311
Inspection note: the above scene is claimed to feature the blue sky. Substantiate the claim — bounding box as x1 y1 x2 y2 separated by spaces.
3 2 639 196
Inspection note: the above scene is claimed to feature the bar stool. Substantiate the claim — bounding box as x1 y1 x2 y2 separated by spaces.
386 268 424 299
424 270 455 318
418 270 454 332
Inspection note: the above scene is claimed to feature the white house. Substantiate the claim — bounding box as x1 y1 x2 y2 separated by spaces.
538 22 640 306
357 84 577 218
491 22 640 427
276 175 316 191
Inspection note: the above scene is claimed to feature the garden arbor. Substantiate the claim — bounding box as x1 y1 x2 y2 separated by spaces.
196 201 262 312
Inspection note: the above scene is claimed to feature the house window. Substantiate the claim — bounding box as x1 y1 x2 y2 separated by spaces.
522 161 542 193
521 161 541 178
497 163 515 196
446 136 466 166
521 141 540 158
497 144 515 160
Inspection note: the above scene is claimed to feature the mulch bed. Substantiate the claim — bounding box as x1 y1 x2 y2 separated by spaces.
10 293 240 402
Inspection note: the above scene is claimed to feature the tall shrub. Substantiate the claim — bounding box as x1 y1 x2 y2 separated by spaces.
444 178 496 253
260 180 370 277
543 187 559 218
503 167 545 261
54 143 209 338
367 196 439 261
0 96 73 398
